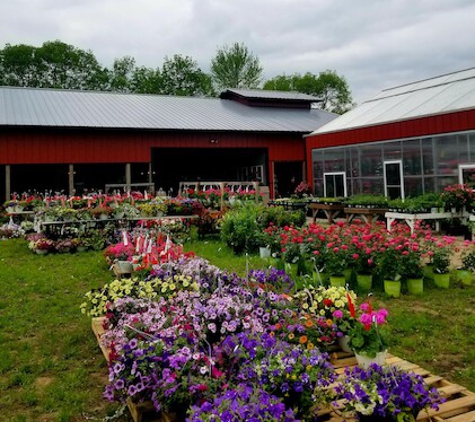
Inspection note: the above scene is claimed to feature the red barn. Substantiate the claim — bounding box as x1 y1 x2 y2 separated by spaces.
305 68 475 198
0 87 336 200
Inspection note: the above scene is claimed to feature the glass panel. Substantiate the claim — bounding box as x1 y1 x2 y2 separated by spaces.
383 141 402 160
360 178 384 195
403 139 421 176
424 177 435 194
324 174 345 197
313 179 324 196
404 177 424 197
385 163 401 186
469 134 475 161
324 149 345 172
421 138 434 175
458 134 469 163
314 179 324 197
350 147 360 177
436 176 457 191
435 135 458 177
361 144 383 177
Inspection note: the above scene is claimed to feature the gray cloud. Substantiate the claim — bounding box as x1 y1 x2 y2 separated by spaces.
1 0 475 104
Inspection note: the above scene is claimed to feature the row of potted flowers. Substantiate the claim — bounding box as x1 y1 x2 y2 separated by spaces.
80 237 443 421
261 220 475 294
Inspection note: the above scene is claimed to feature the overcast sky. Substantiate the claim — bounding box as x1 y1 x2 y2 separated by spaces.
1 0 475 105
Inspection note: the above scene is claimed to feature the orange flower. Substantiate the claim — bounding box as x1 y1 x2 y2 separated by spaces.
307 342 315 350
299 335 308 344
326 319 333 327
274 323 282 330
305 319 314 328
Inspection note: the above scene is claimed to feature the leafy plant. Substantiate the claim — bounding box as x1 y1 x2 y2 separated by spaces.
220 203 260 254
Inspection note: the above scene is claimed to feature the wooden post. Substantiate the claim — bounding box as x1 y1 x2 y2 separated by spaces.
148 162 153 193
68 164 74 196
254 181 259 203
5 165 11 201
125 163 131 193
220 182 225 211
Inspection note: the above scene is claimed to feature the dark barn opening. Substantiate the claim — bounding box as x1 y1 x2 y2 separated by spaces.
10 164 69 195
152 148 268 194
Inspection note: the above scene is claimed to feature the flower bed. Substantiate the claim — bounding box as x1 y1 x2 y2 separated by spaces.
82 242 444 421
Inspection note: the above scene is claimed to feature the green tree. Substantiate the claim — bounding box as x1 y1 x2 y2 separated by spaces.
109 56 136 92
159 54 214 96
0 40 107 90
130 66 162 94
0 43 39 86
210 42 263 90
264 70 354 114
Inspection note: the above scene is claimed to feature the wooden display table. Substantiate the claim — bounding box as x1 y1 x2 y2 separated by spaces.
308 202 344 224
344 207 388 224
386 210 469 233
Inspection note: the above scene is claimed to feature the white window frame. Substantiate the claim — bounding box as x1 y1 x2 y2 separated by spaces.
383 160 405 199
458 164 475 184
323 171 347 197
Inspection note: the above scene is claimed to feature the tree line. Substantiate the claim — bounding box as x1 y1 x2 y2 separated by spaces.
0 40 353 113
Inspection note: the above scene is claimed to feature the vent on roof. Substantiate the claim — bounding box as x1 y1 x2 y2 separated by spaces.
220 88 321 109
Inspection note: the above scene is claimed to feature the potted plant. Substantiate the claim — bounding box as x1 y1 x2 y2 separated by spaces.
400 246 424 295
30 237 54 255
325 246 349 287
335 364 444 421
375 246 402 298
347 299 389 367
430 248 451 288
457 247 475 286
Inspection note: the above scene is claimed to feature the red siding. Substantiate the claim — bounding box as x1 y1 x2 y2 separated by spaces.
0 128 305 165
305 109 475 188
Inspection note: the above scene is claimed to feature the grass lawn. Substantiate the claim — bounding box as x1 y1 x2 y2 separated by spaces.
1 237 474 421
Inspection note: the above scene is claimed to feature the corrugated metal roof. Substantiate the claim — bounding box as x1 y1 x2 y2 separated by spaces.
221 88 321 102
0 87 335 132
309 67 475 136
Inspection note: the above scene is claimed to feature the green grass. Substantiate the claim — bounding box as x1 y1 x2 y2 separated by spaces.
1 237 475 421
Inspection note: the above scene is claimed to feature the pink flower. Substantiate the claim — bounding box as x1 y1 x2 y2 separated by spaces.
333 310 344 319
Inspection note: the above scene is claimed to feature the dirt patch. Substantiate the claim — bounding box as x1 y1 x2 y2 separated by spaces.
35 376 54 389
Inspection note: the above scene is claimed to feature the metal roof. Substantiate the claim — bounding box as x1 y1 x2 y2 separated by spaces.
220 88 321 102
0 87 336 133
309 67 475 135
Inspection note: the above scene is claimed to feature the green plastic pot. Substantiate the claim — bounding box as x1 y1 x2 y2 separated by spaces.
457 269 473 286
384 280 401 298
312 270 329 285
356 273 372 291
329 275 346 288
433 272 450 289
407 278 424 295
423 264 434 280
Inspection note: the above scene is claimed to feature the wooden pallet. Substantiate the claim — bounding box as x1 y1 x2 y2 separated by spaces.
91 316 111 363
92 325 475 422
317 350 475 422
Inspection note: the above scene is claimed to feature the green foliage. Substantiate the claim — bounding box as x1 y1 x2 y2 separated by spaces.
210 42 263 90
0 40 107 90
344 194 388 207
220 203 260 253
256 205 306 229
159 54 215 97
432 248 451 274
264 70 354 114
